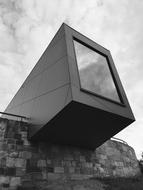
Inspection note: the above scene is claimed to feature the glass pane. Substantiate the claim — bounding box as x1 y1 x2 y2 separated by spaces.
73 40 121 103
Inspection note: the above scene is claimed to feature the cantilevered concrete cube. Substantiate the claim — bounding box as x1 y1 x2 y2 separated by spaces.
3 23 135 149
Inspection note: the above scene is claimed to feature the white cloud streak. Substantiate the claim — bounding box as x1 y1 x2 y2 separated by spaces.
0 0 143 158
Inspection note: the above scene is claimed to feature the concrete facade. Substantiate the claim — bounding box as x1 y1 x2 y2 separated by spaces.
3 23 135 150
0 118 140 189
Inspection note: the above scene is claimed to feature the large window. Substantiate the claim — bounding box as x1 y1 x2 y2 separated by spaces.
73 39 121 103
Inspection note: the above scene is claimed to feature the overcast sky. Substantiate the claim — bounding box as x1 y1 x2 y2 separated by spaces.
0 0 143 158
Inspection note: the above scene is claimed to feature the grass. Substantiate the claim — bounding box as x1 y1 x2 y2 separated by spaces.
98 176 143 190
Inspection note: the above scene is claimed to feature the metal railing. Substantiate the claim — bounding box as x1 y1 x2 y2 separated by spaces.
111 137 128 145
0 111 30 122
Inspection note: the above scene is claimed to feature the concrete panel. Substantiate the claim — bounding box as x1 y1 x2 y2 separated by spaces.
6 88 24 109
64 86 72 106
19 100 34 118
36 57 69 97
48 23 65 49
22 74 42 103
24 36 67 84
30 84 70 126
12 89 24 107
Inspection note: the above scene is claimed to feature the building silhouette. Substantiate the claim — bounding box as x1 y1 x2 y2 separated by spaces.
3 23 135 149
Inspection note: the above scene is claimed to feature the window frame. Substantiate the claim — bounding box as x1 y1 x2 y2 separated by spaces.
72 37 125 106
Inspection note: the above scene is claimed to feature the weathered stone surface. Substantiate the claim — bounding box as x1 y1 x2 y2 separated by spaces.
19 151 32 159
5 167 16 176
6 157 15 167
69 167 75 173
54 167 64 173
10 177 21 187
0 118 141 190
16 168 25 176
15 158 26 168
37 160 46 168
0 176 10 185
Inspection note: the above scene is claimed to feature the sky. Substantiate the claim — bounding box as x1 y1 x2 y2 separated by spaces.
0 0 143 158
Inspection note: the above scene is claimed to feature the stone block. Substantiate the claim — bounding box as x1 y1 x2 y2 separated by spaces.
100 154 107 160
0 168 4 175
2 183 10 189
20 124 28 132
37 160 46 168
14 134 22 140
52 159 62 167
42 169 47 179
47 167 54 173
63 160 72 167
16 140 23 145
71 161 76 167
23 139 30 146
105 147 114 155
19 151 32 159
98 159 106 165
0 151 7 159
113 170 117 176
64 155 74 161
30 172 43 180
54 167 64 173
47 159 52 165
27 166 41 173
122 145 128 152
20 131 28 138
118 162 124 167
0 176 10 185
114 161 123 167
47 173 62 181
109 154 122 161
123 157 130 163
69 167 75 173
94 163 101 168
21 174 32 182
2 143 8 151
0 158 6 167
79 156 86 162
15 158 26 168
10 177 21 187
98 167 105 173
5 168 16 176
6 157 15 167
70 174 92 180
85 162 93 168
20 181 35 190
7 139 16 144
16 168 25 176
9 152 18 158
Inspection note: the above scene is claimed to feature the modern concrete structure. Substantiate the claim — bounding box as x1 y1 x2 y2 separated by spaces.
3 23 135 149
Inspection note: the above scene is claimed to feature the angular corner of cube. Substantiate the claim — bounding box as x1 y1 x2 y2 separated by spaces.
3 23 135 149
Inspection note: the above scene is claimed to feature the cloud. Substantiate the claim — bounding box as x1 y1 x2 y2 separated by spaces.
0 0 143 158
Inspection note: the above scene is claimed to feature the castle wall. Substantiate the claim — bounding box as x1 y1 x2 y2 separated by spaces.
0 118 140 189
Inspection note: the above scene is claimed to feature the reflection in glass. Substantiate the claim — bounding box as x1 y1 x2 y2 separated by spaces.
73 40 121 103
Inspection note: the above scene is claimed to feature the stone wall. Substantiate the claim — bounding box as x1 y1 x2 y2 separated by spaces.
0 118 140 189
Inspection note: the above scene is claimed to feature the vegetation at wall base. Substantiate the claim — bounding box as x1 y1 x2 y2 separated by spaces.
97 176 143 190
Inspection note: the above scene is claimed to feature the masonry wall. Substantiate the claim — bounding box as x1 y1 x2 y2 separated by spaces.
0 118 140 189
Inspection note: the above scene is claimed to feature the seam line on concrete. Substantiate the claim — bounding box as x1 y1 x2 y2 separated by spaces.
9 83 70 110
23 54 67 86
